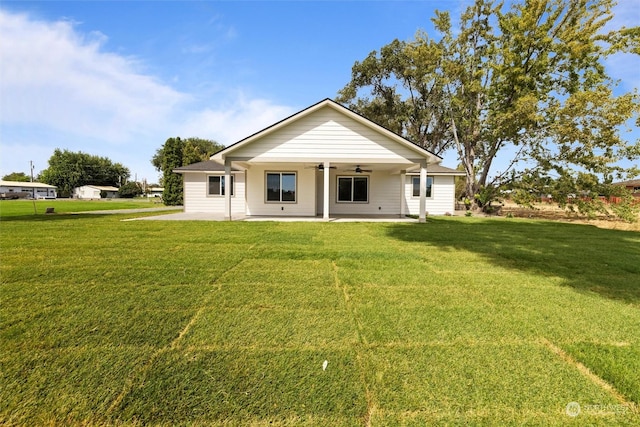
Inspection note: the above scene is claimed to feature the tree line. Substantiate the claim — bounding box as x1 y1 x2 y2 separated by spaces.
3 150 139 199
3 137 222 201
36 149 130 198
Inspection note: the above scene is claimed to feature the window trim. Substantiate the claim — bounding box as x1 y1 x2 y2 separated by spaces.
411 176 434 199
265 171 297 203
336 175 369 203
207 174 234 197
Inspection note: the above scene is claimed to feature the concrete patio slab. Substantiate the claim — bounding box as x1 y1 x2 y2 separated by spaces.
129 212 418 222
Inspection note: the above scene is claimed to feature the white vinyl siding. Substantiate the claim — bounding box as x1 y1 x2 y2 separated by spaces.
229 108 421 164
315 170 400 216
405 175 456 216
182 172 245 214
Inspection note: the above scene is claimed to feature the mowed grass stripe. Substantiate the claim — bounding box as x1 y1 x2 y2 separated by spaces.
332 260 378 425
110 255 368 425
541 338 631 405
105 256 250 418
361 342 623 424
113 348 367 426
0 345 156 426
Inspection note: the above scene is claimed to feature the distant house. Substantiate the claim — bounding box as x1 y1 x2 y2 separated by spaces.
614 179 640 197
174 98 464 221
74 185 119 199
0 180 57 199
146 187 164 198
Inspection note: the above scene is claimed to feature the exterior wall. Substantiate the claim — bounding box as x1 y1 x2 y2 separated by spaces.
245 164 316 216
182 172 246 214
74 186 101 199
33 188 57 199
404 175 456 216
0 184 57 199
180 168 458 217
146 187 164 198
230 107 420 164
316 170 402 215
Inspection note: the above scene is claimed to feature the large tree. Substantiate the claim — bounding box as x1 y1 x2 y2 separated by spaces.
338 0 640 217
152 137 224 173
152 137 224 205
39 149 130 198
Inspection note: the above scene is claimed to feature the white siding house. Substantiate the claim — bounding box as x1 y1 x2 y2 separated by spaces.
175 99 463 221
74 185 119 199
146 187 164 198
0 181 57 199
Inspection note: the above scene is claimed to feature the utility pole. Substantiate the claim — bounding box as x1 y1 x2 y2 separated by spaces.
30 161 37 214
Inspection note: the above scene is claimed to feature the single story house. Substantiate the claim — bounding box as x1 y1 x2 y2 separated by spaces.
146 187 164 198
74 185 119 199
0 180 57 199
175 98 464 222
614 179 640 197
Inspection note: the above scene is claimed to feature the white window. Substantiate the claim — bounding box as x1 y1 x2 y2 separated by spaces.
208 175 234 196
266 172 296 202
337 176 368 203
412 176 433 198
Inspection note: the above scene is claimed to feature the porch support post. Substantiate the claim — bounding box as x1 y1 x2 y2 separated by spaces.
224 158 232 221
323 161 330 220
400 171 406 218
419 160 427 223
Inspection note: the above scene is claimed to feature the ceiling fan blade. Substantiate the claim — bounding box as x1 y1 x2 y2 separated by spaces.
314 164 337 170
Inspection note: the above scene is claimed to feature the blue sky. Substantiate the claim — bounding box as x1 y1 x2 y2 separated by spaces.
1 1 638 183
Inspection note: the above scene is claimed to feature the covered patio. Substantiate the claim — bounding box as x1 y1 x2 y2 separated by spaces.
130 212 420 222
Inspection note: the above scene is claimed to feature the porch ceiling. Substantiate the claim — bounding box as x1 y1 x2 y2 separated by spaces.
229 160 424 173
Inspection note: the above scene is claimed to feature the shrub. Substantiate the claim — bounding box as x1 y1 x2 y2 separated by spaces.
118 182 143 198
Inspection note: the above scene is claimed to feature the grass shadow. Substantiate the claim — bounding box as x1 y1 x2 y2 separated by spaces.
386 217 640 307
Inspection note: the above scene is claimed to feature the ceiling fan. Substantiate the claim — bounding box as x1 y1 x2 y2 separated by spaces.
305 163 337 170
347 165 372 173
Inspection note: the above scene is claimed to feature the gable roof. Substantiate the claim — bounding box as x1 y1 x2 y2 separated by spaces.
0 180 57 189
210 98 442 164
80 185 119 191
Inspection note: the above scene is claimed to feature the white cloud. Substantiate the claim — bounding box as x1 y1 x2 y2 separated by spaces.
0 10 187 142
0 9 296 180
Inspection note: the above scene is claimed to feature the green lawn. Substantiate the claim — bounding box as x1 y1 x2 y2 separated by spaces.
0 198 165 217
1 201 639 425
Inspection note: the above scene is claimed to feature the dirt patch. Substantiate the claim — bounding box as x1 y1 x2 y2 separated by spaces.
499 202 640 232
